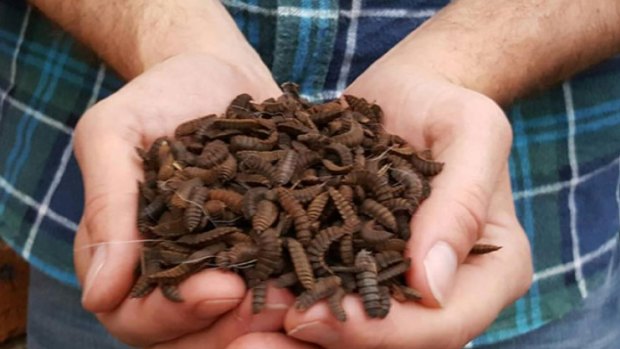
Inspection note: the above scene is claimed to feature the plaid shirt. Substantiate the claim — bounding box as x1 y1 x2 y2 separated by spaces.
1 0 619 346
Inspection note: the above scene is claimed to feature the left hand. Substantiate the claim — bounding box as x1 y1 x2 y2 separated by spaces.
279 56 533 348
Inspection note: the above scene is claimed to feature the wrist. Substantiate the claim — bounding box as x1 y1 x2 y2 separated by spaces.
372 0 620 106
134 1 267 78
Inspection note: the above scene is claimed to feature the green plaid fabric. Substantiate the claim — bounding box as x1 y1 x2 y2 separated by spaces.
0 1 618 346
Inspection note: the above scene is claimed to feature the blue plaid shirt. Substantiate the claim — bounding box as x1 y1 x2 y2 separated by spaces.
0 0 619 346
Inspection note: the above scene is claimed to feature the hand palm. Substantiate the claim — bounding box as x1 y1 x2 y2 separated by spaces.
73 53 291 347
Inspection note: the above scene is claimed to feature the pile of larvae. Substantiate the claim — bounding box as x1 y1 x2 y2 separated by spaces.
132 83 499 321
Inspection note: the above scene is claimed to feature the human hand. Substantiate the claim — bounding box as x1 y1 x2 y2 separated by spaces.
282 61 533 348
73 52 295 348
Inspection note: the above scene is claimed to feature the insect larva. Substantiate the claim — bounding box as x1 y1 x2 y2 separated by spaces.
360 199 397 232
327 287 347 322
223 231 253 245
184 187 209 231
170 177 203 208
291 184 326 204
343 95 374 119
208 189 244 214
184 243 227 263
213 154 237 182
160 283 184 302
389 168 424 202
332 117 365 148
176 227 242 245
293 150 321 177
180 167 219 185
203 200 227 219
236 150 287 162
169 140 196 166
276 188 312 245
150 219 186 237
140 194 168 222
307 226 347 274
376 259 411 283
286 238 315 290
212 118 262 131
354 250 382 318
327 119 347 135
395 213 411 240
373 239 408 253
389 283 422 302
338 185 355 206
230 132 278 151
274 149 298 186
339 233 355 266
410 151 444 177
252 282 267 314
337 272 358 293
242 187 269 219
326 143 353 165
343 170 393 202
377 286 391 319
252 200 279 232
306 192 330 223
328 187 361 231
198 126 242 140
196 140 229 169
329 265 358 273
322 159 353 174
295 110 319 133
274 272 299 288
158 249 190 265
374 250 404 270
250 228 282 286
143 136 165 166
130 249 161 298
175 114 217 138
148 263 197 283
277 119 313 136
360 220 394 244
309 100 345 124
275 212 293 237
234 173 271 187
295 276 342 310
470 243 502 255
226 93 254 117
216 242 259 268
387 154 416 173
289 140 309 153
382 198 416 213
239 154 276 179
157 241 194 254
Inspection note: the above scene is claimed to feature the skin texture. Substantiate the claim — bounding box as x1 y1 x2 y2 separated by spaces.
28 0 620 348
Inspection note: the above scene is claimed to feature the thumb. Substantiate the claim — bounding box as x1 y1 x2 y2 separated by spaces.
73 102 144 312
406 105 512 307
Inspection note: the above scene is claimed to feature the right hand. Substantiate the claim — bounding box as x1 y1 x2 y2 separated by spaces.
73 52 293 348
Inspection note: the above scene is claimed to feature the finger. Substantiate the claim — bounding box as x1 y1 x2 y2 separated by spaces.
153 285 296 349
74 101 145 313
227 333 320 349
286 196 532 349
97 269 246 347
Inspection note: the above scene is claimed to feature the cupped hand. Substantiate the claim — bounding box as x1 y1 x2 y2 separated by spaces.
73 52 290 347
284 62 533 348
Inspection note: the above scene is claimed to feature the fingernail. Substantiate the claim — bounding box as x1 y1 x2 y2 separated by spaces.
423 241 458 306
194 298 242 319
82 245 107 303
288 321 340 344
